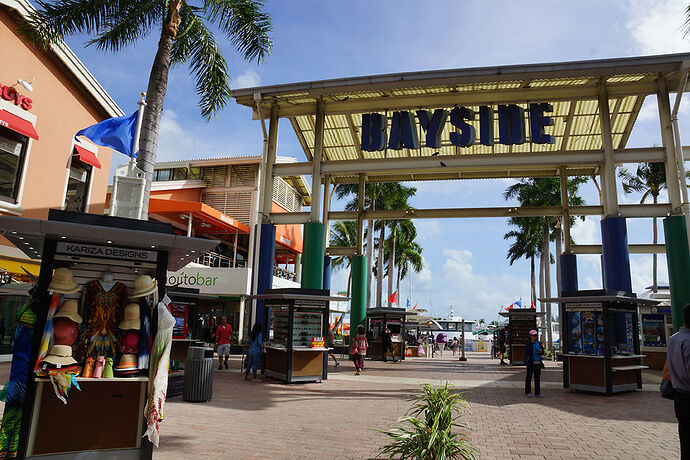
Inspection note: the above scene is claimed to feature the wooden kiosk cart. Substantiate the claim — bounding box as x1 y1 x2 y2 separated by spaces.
547 290 655 395
499 308 545 365
0 211 216 459
639 302 673 370
254 288 344 383
366 307 413 361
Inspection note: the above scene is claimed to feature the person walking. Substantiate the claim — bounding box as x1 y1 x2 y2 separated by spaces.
666 303 690 458
498 326 508 365
524 329 544 398
243 322 263 382
327 328 340 367
381 326 398 363
351 324 368 375
202 316 216 347
215 316 233 370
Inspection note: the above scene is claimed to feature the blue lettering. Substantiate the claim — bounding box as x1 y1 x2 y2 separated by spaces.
416 109 448 148
479 106 494 146
498 104 525 145
388 111 419 150
361 113 387 151
449 107 476 147
529 103 555 144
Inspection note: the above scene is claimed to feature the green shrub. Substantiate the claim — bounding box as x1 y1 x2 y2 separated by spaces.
377 383 479 460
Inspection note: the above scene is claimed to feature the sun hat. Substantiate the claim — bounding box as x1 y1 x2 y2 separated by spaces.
115 354 139 373
529 329 538 335
119 303 141 330
40 345 77 368
130 275 157 299
53 299 82 324
120 330 140 354
48 268 80 294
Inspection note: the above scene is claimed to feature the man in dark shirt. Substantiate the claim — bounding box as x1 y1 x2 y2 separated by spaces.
667 303 690 458
498 326 508 365
381 327 398 363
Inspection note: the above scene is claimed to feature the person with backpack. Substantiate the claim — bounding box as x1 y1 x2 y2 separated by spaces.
350 324 368 375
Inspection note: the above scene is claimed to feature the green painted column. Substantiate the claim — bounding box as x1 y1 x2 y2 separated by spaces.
301 222 326 289
664 215 690 331
350 255 367 338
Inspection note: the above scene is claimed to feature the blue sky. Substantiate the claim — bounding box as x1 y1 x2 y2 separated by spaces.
65 0 690 321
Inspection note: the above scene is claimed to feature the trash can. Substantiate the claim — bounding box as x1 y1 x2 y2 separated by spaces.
183 346 214 402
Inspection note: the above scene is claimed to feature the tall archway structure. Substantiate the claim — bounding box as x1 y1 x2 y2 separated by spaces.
233 53 690 334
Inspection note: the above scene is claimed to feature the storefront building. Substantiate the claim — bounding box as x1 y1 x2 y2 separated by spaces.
0 0 122 355
110 155 310 340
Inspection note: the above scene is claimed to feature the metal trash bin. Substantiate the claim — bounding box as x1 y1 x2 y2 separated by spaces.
183 346 214 402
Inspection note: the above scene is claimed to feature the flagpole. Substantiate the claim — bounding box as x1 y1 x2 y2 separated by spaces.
130 92 147 170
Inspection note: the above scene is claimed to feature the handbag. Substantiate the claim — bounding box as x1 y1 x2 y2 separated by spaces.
661 379 676 400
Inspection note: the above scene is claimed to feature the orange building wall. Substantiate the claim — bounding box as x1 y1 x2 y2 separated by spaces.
273 201 303 253
150 188 203 202
0 8 114 218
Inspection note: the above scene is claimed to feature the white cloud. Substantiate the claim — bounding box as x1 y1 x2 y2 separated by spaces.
571 216 600 245
156 109 197 161
231 68 261 89
625 0 689 55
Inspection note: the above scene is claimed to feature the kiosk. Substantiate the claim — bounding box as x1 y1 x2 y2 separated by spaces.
0 211 216 459
251 288 344 383
639 289 673 370
548 290 655 395
365 307 412 361
499 308 545 365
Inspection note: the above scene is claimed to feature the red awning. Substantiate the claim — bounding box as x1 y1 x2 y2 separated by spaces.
74 145 101 169
0 110 38 140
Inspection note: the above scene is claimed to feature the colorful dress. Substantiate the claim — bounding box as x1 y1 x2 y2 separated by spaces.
78 281 127 360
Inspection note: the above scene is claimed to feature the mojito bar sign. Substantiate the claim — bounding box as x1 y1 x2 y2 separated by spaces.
360 103 555 152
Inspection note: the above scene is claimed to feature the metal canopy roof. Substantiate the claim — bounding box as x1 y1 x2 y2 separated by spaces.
233 53 690 182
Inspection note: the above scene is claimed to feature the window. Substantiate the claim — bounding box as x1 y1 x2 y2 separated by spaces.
188 167 201 179
154 169 171 181
0 127 27 203
173 167 187 180
64 153 92 212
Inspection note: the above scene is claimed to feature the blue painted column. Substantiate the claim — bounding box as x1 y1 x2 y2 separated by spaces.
559 253 578 293
323 256 332 294
600 216 632 293
256 223 276 337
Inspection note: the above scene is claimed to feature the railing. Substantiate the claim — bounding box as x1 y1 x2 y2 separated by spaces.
195 252 246 268
274 266 297 282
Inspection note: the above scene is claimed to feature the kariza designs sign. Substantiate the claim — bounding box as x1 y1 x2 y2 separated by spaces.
56 242 156 262
360 103 554 152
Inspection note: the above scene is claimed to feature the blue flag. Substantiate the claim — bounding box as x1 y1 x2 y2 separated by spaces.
75 111 139 158
406 298 410 308
514 299 522 308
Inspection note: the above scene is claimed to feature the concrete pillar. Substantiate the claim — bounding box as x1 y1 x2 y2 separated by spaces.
311 98 325 221
598 85 619 216
301 222 326 289
350 255 368 338
664 215 690 331
600 217 632 293
657 80 682 213
238 296 246 341
294 253 302 283
256 223 276 337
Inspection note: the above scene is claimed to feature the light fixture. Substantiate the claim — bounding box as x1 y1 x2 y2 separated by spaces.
18 237 23 240
61 236 67 239
17 76 34 92
107 240 112 244
150 245 156 248
11 231 16 235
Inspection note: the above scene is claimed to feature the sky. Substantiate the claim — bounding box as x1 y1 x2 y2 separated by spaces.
63 0 690 322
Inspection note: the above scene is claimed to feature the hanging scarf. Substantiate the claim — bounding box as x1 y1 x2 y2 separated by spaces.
35 367 81 404
0 300 36 459
33 293 60 372
143 297 174 447
138 297 151 370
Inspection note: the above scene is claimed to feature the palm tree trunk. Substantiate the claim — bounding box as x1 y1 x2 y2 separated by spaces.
396 263 402 300
539 244 545 327
347 262 352 298
366 218 374 307
376 223 385 308
653 195 658 293
555 221 563 296
387 232 396 306
136 0 183 217
543 227 553 351
530 255 536 308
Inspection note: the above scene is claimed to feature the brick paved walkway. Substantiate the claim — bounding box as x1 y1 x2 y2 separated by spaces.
154 352 679 459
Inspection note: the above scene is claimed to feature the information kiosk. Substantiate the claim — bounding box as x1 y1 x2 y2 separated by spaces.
499 308 545 365
365 307 412 361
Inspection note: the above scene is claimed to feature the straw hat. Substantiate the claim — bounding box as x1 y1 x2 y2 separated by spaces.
53 299 82 324
48 268 80 294
40 345 77 368
118 303 141 330
115 354 139 372
130 275 157 299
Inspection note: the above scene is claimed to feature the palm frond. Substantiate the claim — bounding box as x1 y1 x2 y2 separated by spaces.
87 1 163 51
204 0 273 62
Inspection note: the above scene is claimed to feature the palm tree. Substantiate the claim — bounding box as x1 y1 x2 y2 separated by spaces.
329 220 359 298
383 220 423 301
25 0 272 214
504 176 587 350
504 217 542 307
619 162 667 293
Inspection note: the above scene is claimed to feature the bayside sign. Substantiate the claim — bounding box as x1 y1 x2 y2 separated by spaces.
361 103 554 152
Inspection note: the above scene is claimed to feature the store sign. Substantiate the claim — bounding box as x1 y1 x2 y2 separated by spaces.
168 271 219 287
0 84 32 110
311 337 325 348
56 242 156 262
360 103 554 152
